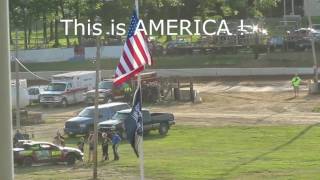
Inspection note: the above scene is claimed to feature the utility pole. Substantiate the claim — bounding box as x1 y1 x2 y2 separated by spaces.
306 0 318 83
291 0 295 15
93 16 101 180
0 0 14 179
284 0 287 25
135 1 145 180
15 30 21 129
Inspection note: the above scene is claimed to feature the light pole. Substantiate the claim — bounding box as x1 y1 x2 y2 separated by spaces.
306 0 318 83
93 16 101 180
291 0 295 15
284 0 287 25
0 0 14 179
15 30 21 129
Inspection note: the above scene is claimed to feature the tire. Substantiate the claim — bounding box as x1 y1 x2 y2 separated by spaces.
66 154 76 165
23 157 33 167
159 123 169 136
61 99 68 108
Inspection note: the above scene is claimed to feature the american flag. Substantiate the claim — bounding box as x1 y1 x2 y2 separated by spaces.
114 10 152 86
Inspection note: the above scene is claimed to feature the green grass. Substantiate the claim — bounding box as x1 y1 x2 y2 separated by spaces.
15 125 320 179
13 51 319 72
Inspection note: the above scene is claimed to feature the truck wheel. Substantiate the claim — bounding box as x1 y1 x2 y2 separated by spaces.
66 154 76 165
61 99 68 108
23 157 33 167
159 123 169 136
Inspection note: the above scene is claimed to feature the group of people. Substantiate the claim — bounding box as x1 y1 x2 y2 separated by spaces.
79 131 122 162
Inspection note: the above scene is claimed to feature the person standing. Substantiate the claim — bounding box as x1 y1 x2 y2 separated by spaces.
123 83 132 103
53 131 65 147
77 137 85 153
87 132 95 162
291 74 302 97
13 130 23 147
101 132 111 161
112 132 121 161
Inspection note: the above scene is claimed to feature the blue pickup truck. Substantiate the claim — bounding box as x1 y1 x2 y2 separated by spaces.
64 102 130 136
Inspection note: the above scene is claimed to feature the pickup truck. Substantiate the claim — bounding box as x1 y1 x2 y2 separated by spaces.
98 109 175 138
64 102 130 137
84 80 127 105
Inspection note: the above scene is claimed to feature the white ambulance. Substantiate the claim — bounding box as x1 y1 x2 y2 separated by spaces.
40 71 96 107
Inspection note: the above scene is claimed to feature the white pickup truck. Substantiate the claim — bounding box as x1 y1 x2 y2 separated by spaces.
40 71 96 107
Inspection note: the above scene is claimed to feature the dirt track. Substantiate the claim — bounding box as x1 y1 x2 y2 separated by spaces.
24 79 320 139
151 80 320 126
156 92 320 126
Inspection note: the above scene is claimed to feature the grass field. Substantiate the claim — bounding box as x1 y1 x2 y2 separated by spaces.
15 125 320 180
14 51 319 72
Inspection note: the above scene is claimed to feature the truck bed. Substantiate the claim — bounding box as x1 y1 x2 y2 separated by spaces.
150 113 174 122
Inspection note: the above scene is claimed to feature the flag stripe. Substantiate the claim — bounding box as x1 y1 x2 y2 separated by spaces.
133 35 149 64
123 53 134 71
130 37 145 65
119 57 131 72
136 32 152 65
124 44 139 69
118 64 126 74
126 39 143 67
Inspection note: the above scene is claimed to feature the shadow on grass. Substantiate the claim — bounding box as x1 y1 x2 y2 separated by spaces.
15 156 121 175
144 132 167 141
15 162 86 174
218 123 320 179
63 132 166 145
15 133 167 175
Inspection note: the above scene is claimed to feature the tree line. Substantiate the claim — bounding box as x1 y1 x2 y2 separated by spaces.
9 0 280 49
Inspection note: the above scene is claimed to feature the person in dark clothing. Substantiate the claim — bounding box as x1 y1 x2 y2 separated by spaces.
101 132 111 160
13 130 24 147
77 137 85 153
53 130 65 147
112 132 121 161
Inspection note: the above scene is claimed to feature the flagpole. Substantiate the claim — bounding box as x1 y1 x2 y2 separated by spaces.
93 16 101 180
135 1 145 180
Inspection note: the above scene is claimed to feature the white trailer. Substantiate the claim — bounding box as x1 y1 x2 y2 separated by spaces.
40 71 96 107
11 79 29 109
